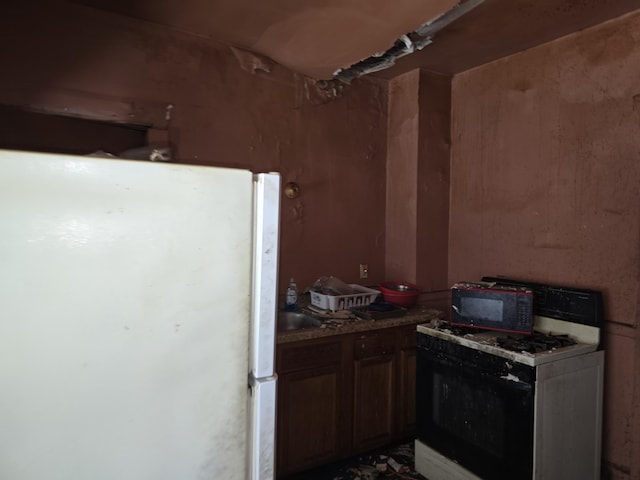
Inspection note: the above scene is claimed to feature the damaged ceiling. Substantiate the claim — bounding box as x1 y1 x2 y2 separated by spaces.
75 0 640 81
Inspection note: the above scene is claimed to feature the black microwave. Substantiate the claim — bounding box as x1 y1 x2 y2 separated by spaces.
451 281 534 334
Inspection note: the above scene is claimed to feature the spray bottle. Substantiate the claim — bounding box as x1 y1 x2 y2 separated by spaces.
285 277 298 311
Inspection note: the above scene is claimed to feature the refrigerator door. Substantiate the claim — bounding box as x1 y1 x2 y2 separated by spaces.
0 150 260 480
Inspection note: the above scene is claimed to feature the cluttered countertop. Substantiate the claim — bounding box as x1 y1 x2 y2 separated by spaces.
276 278 443 344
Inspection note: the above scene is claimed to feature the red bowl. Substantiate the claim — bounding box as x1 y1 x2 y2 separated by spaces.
379 281 420 307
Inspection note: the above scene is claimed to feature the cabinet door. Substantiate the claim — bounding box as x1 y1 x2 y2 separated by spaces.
276 339 347 476
277 365 344 475
397 326 417 436
398 347 417 435
352 332 396 451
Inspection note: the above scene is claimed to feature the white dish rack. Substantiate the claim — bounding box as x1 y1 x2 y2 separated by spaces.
310 284 380 312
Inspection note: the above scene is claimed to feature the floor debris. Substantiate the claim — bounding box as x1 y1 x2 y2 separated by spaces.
284 442 426 480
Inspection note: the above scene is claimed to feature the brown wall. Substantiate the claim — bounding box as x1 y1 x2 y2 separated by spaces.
386 70 452 312
0 2 388 295
449 11 640 479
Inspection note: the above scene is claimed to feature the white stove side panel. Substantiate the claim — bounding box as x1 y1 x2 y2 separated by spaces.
533 350 605 480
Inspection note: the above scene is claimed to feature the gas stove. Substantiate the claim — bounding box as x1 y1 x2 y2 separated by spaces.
415 278 605 480
417 314 599 367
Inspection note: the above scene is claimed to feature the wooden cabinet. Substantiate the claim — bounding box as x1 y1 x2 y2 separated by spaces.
352 331 396 451
276 337 350 477
276 323 419 477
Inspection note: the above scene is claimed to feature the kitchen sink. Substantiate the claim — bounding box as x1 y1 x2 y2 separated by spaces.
277 311 323 332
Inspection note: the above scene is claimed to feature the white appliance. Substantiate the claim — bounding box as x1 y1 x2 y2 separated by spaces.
415 279 605 480
0 149 281 480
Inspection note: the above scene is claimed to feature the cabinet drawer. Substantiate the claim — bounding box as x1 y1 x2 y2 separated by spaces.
278 339 342 373
354 331 396 359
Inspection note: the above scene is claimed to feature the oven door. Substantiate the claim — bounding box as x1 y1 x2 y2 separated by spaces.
416 333 535 479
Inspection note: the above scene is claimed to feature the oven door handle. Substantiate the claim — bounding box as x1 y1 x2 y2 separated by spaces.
484 370 533 391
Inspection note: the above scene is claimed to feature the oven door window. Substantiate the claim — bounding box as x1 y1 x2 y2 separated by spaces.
416 342 534 479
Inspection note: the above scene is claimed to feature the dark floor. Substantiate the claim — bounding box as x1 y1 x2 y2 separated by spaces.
282 442 427 480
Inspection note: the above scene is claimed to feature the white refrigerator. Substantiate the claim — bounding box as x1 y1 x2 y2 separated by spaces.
0 149 280 480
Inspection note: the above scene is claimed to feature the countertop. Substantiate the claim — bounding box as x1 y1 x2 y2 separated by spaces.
276 303 444 344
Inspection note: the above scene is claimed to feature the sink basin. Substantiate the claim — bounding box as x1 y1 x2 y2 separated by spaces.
277 311 323 332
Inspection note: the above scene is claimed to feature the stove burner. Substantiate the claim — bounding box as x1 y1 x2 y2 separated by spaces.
431 321 476 337
430 321 579 354
497 332 577 353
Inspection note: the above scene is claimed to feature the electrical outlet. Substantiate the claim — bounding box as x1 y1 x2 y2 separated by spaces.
359 264 369 279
